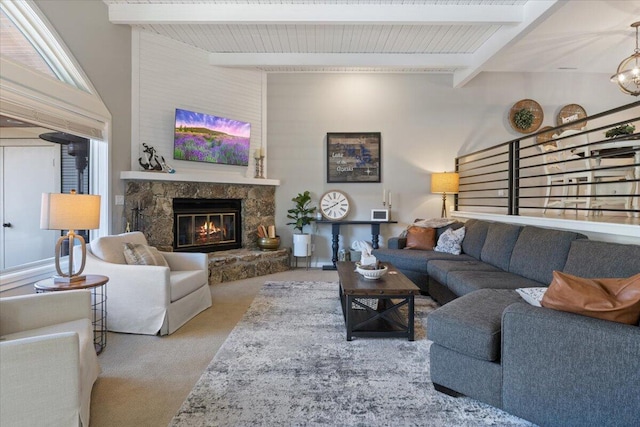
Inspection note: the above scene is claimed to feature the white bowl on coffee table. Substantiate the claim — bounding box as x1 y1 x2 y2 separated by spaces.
355 262 388 280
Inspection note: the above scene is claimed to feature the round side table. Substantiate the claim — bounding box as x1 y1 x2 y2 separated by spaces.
34 274 108 354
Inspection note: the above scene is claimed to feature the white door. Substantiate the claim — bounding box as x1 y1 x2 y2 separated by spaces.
1 145 60 269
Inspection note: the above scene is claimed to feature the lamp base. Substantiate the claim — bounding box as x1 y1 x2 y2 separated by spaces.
54 232 88 281
53 274 87 284
441 193 448 218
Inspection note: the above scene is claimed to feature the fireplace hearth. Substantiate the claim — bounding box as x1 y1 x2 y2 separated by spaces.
173 198 242 252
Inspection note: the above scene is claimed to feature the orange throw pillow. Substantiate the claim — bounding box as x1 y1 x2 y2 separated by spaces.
541 271 640 325
404 226 436 250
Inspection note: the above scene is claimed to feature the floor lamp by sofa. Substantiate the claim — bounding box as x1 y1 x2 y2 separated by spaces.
431 172 459 218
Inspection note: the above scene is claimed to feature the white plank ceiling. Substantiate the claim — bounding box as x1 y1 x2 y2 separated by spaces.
90 1 640 87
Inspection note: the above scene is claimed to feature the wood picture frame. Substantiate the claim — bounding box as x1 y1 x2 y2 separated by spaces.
326 132 381 183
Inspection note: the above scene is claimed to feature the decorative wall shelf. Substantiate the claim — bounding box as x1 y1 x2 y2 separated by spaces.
120 171 280 186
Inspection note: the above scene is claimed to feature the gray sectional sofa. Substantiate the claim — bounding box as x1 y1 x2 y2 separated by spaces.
373 219 588 301
373 219 640 426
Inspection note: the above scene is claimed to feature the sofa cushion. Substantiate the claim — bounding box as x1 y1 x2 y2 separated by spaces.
434 226 466 255
170 270 208 302
480 223 522 271
508 226 584 285
123 243 169 267
427 259 500 287
562 240 640 278
90 231 148 264
372 248 429 274
541 271 640 325
461 219 490 259
386 237 407 250
427 288 523 362
446 270 543 297
372 248 476 274
404 226 436 250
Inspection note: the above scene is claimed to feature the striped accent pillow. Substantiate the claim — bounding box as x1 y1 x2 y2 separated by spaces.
123 243 168 267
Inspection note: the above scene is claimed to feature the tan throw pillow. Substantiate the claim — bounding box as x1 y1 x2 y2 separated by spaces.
541 271 640 325
123 243 169 267
404 226 436 250
91 232 148 264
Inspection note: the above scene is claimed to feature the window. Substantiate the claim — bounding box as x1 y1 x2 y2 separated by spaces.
0 1 110 291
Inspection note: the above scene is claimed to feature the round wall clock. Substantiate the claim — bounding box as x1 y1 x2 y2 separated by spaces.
320 190 351 220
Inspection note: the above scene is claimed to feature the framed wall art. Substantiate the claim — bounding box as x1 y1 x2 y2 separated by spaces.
326 132 381 183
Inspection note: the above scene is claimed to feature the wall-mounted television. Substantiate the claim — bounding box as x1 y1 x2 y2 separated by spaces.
174 108 251 166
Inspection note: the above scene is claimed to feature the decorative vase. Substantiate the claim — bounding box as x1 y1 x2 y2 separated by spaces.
257 236 280 251
292 233 311 257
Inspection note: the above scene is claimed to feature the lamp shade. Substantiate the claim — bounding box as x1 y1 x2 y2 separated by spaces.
41 192 101 230
431 172 459 194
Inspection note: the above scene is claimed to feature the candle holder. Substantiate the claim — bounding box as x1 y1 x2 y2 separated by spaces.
382 189 391 209
254 156 265 179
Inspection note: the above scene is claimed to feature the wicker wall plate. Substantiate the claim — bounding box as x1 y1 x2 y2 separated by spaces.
509 99 543 134
535 125 556 149
556 104 587 130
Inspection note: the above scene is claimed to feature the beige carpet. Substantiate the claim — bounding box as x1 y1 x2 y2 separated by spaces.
89 268 338 427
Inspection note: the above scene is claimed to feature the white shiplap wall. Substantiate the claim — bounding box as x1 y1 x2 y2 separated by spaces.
133 29 265 178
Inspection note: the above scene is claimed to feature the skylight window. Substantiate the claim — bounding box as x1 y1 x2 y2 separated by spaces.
0 9 55 77
0 0 92 92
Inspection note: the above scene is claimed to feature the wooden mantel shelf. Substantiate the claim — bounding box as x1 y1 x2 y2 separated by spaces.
120 171 280 186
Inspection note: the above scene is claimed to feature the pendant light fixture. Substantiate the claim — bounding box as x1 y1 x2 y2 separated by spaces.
611 22 640 96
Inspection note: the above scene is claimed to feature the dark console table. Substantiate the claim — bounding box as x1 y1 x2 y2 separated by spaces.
316 220 397 270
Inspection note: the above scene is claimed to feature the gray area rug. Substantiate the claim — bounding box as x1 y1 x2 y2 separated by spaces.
170 281 534 426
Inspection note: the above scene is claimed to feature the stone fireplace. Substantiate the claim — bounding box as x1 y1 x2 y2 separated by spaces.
123 178 276 252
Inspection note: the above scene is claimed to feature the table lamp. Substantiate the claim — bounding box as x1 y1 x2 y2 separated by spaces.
431 172 459 218
40 190 101 283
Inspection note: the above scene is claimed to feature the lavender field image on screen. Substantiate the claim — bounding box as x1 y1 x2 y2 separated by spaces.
174 108 251 166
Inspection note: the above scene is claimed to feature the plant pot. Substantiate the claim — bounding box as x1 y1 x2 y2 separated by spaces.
257 236 281 251
292 233 311 257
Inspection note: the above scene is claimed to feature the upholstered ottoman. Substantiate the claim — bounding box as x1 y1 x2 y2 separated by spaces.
427 288 523 408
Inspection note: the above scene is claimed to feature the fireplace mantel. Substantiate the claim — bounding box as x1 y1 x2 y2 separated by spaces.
121 171 280 186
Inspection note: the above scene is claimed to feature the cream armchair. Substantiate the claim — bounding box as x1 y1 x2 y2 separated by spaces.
0 290 100 427
76 232 212 335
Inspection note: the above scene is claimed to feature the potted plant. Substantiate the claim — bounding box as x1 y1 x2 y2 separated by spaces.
286 190 317 257
513 108 534 131
605 123 636 138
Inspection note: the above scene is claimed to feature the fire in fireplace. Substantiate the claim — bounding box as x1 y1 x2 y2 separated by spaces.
173 198 242 252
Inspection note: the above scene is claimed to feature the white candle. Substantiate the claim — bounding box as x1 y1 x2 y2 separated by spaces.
254 149 261 159
383 188 386 204
260 147 265 157
388 191 392 206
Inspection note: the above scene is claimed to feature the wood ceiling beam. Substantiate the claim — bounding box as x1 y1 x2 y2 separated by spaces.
208 52 470 68
453 0 560 88
108 4 522 26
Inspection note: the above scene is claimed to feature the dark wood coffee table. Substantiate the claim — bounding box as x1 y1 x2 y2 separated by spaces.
337 261 420 341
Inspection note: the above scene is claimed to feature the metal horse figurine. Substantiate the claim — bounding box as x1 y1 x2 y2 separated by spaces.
138 143 175 173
